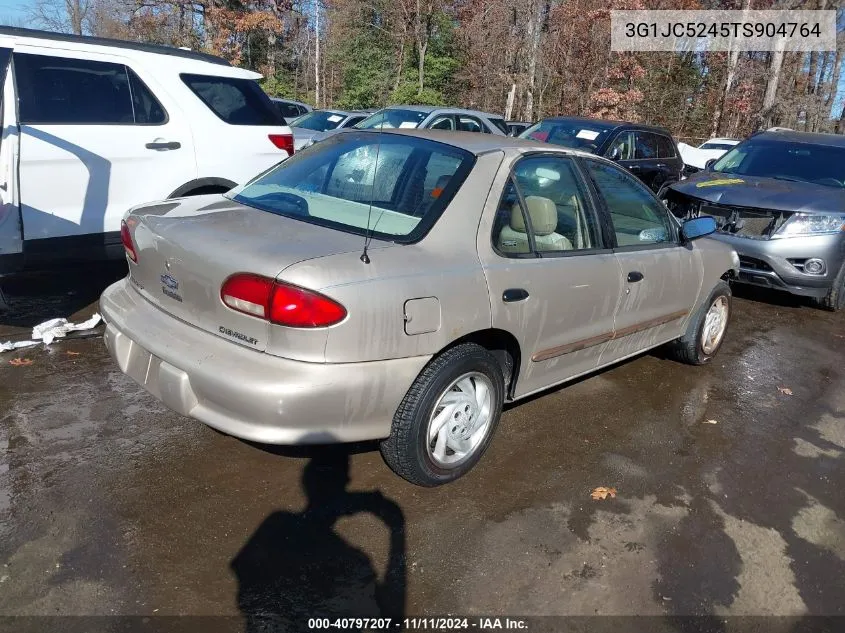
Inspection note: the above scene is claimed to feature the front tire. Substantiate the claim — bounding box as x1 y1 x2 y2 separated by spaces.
380 343 505 487
667 281 732 365
813 262 845 312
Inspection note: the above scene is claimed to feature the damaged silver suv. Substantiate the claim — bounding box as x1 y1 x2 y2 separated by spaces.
663 130 845 311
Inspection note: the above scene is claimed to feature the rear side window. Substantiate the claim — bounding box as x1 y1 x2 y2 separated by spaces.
228 133 475 243
181 74 283 126
15 53 166 125
457 115 483 133
489 118 509 134
274 101 302 119
656 135 677 159
633 131 660 159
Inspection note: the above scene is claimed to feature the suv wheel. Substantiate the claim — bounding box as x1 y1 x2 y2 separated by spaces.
813 262 845 312
380 343 504 486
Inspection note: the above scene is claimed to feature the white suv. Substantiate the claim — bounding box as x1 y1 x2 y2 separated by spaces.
0 27 294 274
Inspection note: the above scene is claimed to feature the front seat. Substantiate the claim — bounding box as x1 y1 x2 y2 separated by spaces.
498 196 572 253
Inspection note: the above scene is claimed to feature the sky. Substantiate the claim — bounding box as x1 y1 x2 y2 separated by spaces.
0 0 27 26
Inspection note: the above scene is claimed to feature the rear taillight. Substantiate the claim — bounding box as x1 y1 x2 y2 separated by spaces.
221 274 346 328
121 220 137 263
268 133 295 156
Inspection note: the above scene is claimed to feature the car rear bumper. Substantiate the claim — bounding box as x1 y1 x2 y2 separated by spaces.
100 279 430 444
709 232 845 298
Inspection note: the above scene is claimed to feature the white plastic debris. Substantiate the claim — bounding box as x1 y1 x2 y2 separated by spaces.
0 339 38 353
0 313 102 352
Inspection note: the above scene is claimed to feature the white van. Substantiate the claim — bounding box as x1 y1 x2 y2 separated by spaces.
0 27 294 274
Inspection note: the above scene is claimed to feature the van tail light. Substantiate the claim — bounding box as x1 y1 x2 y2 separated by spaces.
120 220 137 263
221 274 346 328
268 133 295 156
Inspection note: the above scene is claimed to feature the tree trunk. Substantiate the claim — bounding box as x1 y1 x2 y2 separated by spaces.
761 41 786 128
523 0 544 122
314 1 320 108
393 35 406 93
505 82 516 120
66 0 84 34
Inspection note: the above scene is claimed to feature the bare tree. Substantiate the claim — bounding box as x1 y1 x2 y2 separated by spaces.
28 0 93 34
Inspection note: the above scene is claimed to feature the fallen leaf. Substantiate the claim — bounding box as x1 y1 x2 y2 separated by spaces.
703 419 718 425
66 351 81 356
591 486 617 500
778 386 793 396
9 358 34 366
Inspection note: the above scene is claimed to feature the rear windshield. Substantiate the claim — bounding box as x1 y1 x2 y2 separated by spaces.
181 74 283 126
291 110 347 131
712 139 845 187
356 109 427 130
228 133 475 243
700 142 736 150
519 119 612 153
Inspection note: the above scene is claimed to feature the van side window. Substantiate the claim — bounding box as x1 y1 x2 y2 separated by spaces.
15 53 136 125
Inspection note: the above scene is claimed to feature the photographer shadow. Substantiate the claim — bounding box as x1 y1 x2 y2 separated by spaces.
231 449 406 632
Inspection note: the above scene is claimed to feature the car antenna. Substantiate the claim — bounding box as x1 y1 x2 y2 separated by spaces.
360 129 383 264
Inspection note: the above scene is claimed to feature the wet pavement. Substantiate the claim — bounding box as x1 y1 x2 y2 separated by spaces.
0 268 843 627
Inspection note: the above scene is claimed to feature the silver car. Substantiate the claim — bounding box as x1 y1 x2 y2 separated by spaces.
290 109 370 151
101 131 738 486
308 105 509 147
665 130 845 311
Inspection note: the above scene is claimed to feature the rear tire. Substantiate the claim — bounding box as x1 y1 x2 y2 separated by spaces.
667 281 732 365
380 343 504 487
812 262 845 312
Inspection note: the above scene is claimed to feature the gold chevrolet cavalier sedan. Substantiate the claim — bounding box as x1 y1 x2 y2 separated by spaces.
101 130 739 486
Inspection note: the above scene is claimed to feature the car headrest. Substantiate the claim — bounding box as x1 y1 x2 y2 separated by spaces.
510 196 558 236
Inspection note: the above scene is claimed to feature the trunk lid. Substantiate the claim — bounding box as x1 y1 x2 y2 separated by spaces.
125 195 371 351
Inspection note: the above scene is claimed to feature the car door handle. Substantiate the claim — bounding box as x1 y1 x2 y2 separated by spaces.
145 141 181 150
627 164 641 170
656 163 667 168
502 288 529 303
627 271 644 283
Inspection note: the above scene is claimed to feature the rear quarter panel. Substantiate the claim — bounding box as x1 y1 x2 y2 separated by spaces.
274 151 505 363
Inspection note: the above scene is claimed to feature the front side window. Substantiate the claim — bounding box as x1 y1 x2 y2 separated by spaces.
494 155 601 256
585 159 674 247
605 131 634 161
428 116 455 130
356 109 427 130
229 133 474 243
181 74 282 126
633 131 660 159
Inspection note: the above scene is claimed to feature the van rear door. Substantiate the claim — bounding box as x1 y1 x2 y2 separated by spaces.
0 42 21 273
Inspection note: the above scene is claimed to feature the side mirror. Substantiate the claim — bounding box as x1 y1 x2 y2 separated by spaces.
608 147 621 161
704 158 716 171
682 216 717 241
